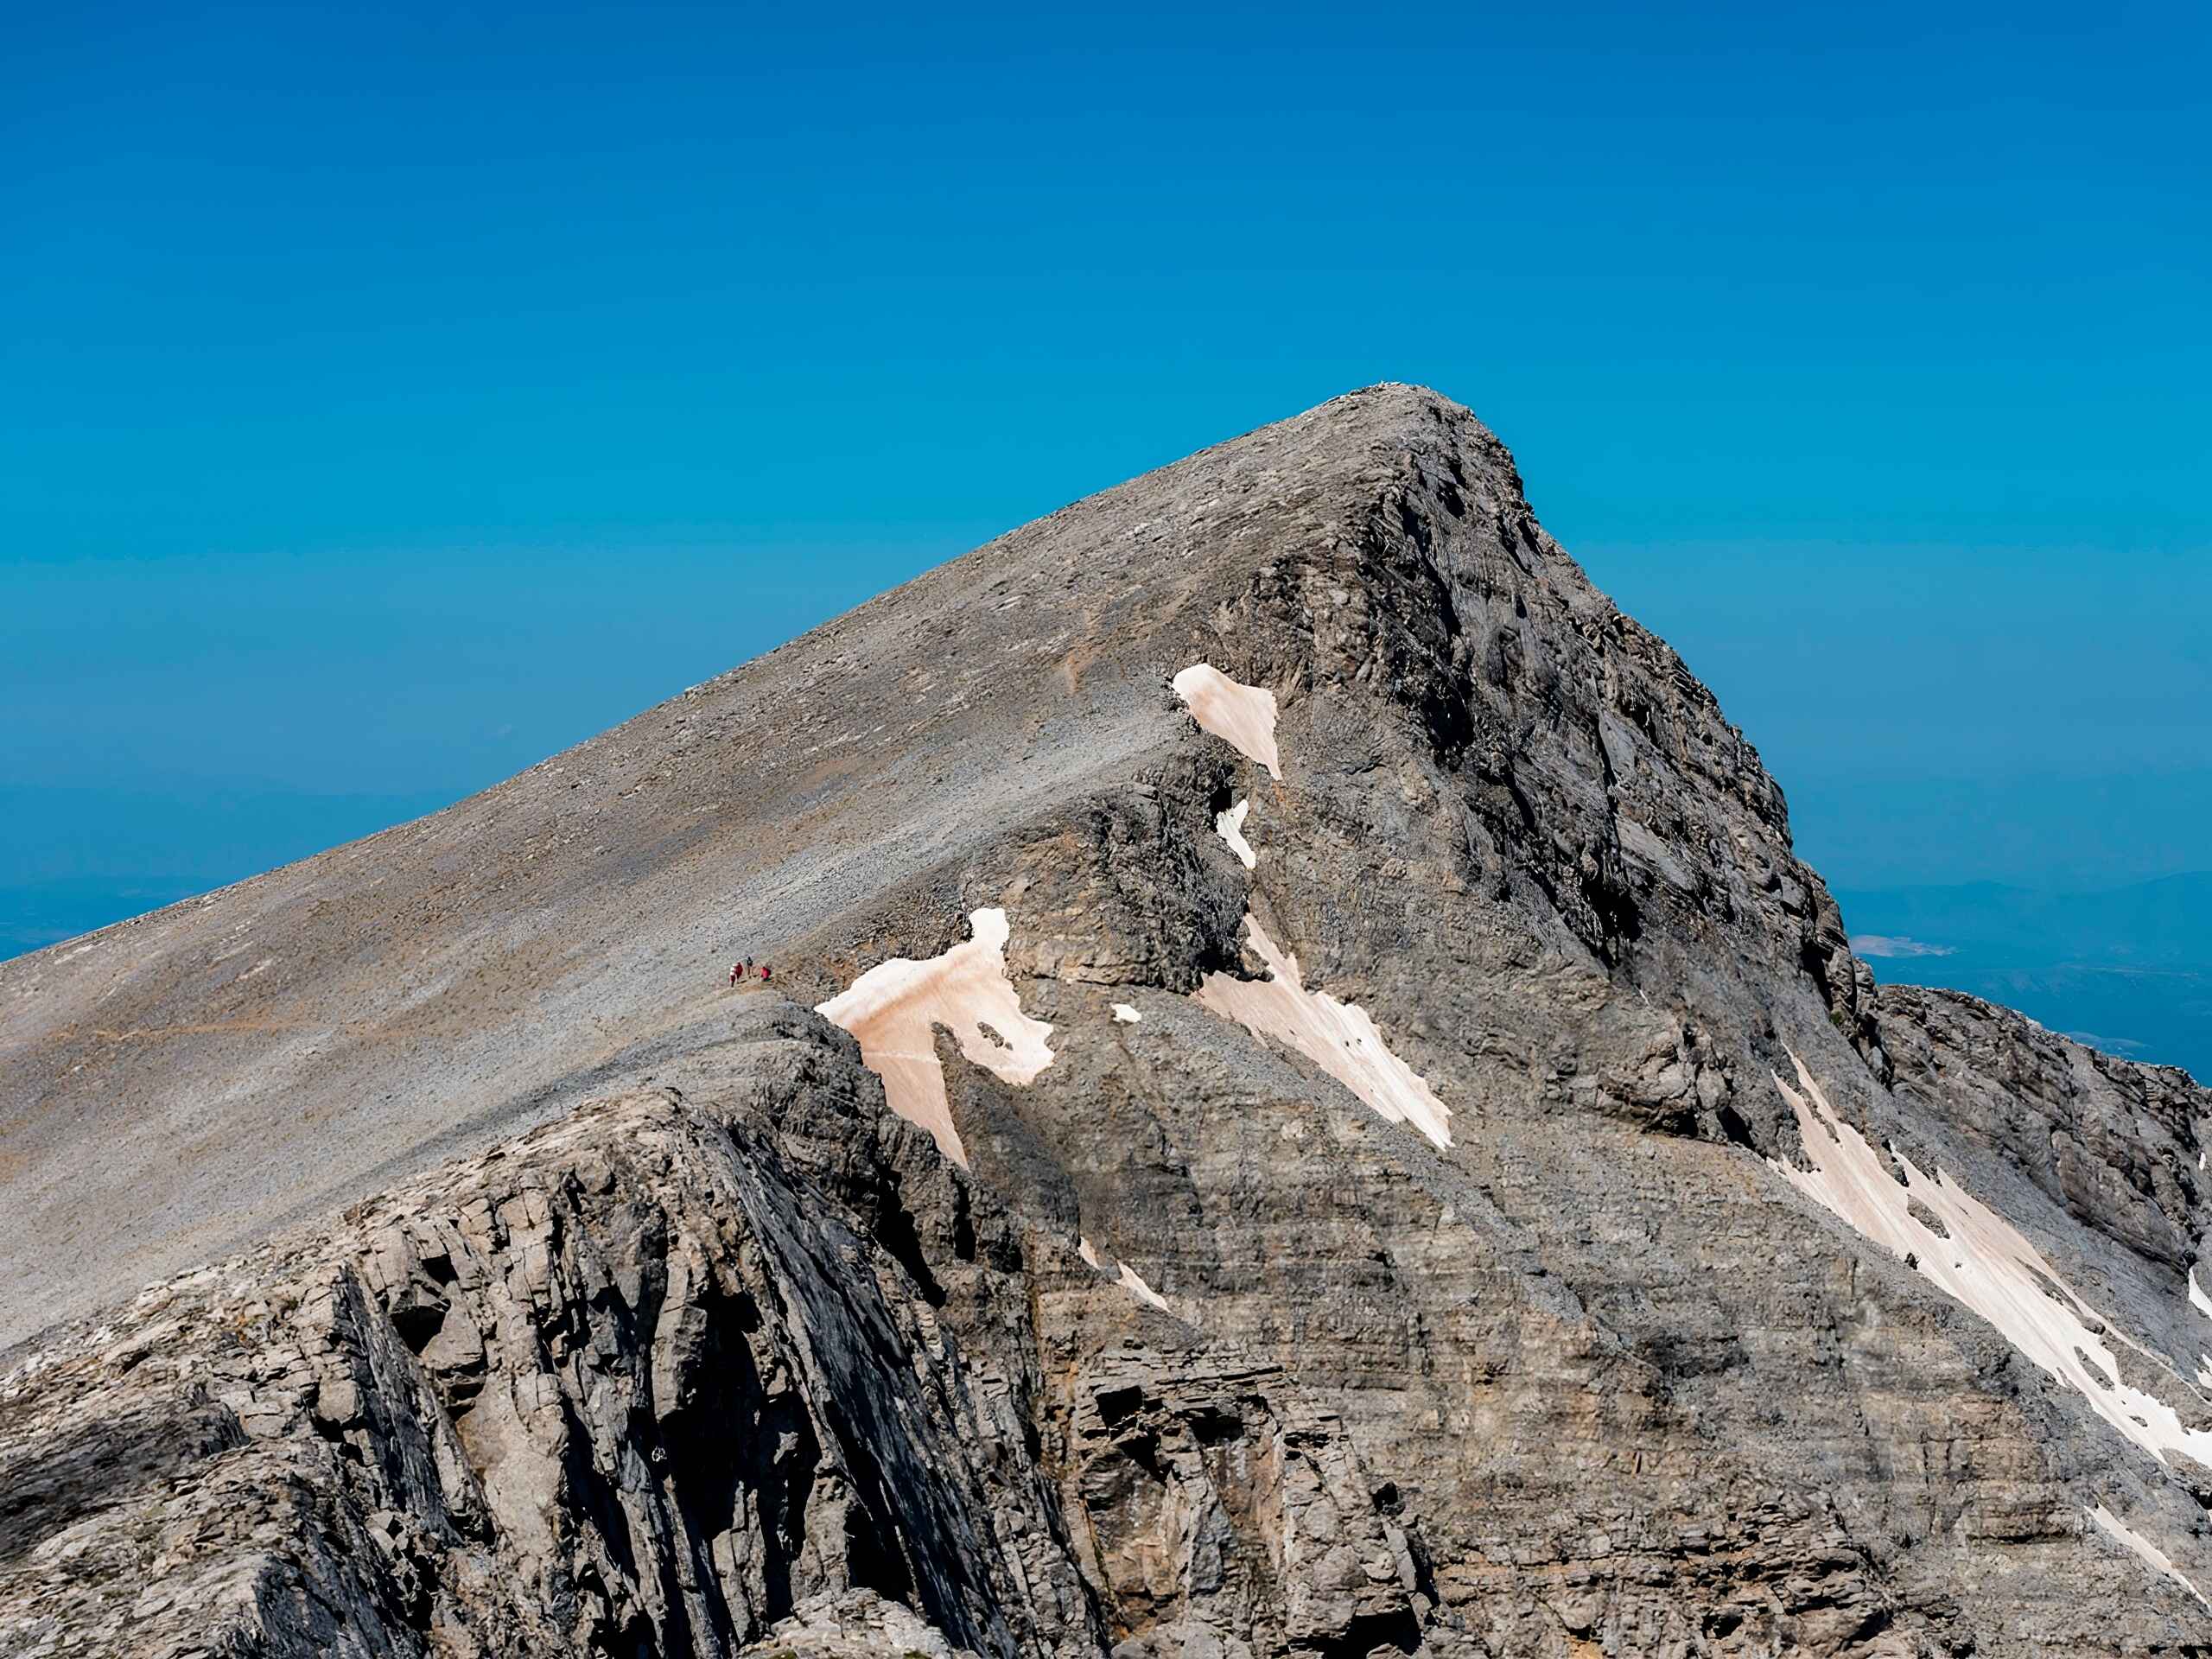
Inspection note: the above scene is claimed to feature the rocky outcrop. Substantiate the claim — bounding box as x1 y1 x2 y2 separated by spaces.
0 1007 1425 1659
1063 1355 1421 1659
6 387 2211 1657
2 1010 1071 1656
1875 983 2205 1273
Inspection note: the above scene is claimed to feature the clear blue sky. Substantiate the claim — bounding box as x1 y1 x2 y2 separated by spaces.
3 0 2207 931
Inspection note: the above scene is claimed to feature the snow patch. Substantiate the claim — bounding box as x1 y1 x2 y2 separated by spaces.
1118 1261 1173 1314
1214 798 1256 868
2088 1505 2211 1608
1771 1056 2212 1472
1195 913 1451 1149
1111 1003 1142 1024
1077 1234 1174 1313
1173 664 1281 779
816 907 1053 1167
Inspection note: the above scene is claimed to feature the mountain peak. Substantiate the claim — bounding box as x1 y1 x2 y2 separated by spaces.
7 393 2210 1656
0 384 1797 1346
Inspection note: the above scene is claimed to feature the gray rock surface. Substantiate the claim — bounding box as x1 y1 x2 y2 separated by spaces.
0 1008 1417 1658
5 385 2211 1656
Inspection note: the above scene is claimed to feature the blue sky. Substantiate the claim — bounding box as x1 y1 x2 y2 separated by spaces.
3 1 2207 923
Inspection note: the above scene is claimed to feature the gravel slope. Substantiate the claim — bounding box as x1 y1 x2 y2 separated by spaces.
0 388 1428 1351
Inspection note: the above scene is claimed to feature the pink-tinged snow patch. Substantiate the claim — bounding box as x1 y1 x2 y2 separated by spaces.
1214 798 1256 868
1772 1056 2212 1472
1173 664 1281 779
2088 1506 2211 1608
1077 1236 1173 1313
816 907 1052 1167
1117 1261 1173 1313
1195 913 1451 1148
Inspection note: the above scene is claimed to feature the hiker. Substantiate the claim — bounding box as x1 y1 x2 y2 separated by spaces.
759 963 772 983
728 961 741 988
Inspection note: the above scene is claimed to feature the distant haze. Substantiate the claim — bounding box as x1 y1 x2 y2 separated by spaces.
1834 875 2212 1082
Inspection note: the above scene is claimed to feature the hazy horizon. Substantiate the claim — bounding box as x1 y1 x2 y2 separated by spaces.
6 2 2204 1065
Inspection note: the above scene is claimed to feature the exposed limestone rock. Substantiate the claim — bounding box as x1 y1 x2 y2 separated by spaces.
1876 983 2205 1274
0 1007 1427 1658
743 1588 979 1658
6 386 2211 1656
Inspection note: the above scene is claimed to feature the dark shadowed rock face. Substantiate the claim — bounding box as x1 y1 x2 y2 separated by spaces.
5 386 2211 1657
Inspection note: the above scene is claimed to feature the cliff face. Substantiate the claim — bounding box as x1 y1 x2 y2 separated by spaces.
0 1008 1424 1659
5 387 2211 1658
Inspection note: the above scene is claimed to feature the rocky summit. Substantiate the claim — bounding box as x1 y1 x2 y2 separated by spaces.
3 385 2210 1658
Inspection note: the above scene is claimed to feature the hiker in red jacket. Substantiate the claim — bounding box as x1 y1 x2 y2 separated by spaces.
728 961 741 988
759 963 772 983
